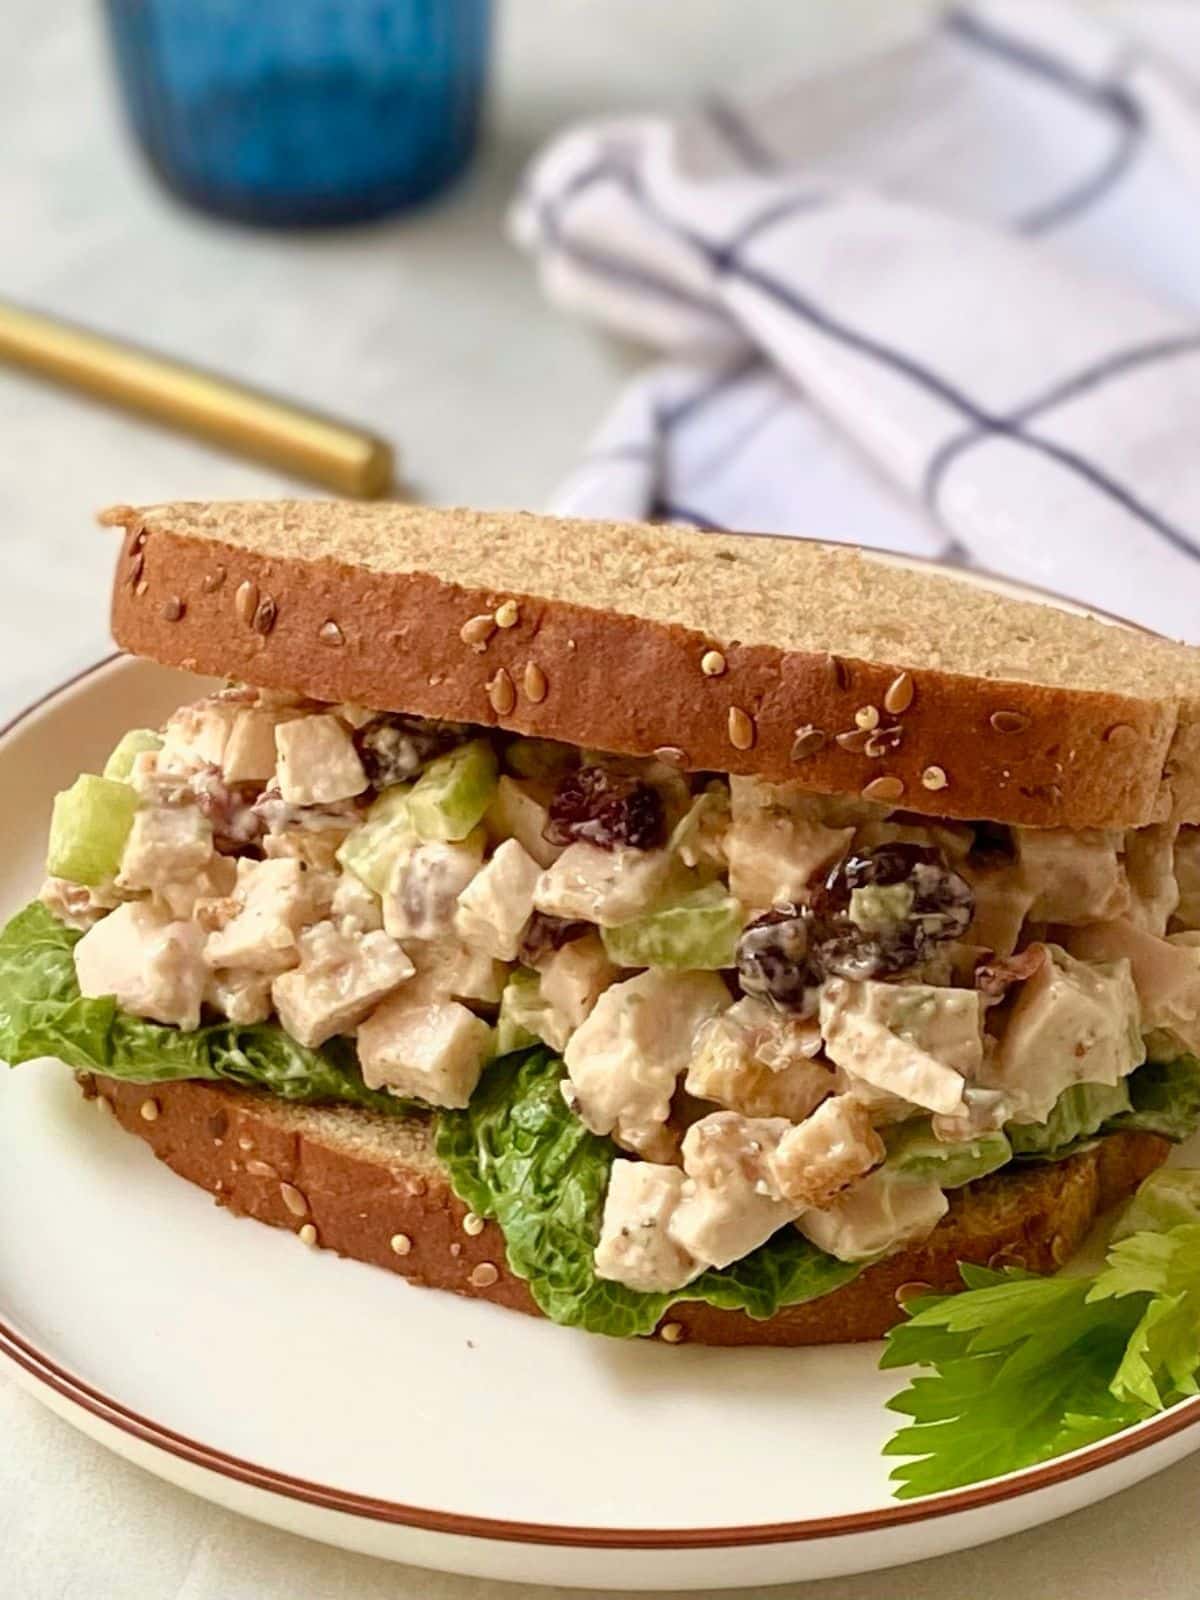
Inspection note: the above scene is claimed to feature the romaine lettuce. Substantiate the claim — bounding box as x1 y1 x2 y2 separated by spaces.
1108 1054 1200 1141
1008 1055 1200 1161
1007 1080 1132 1160
0 902 412 1116
436 1046 862 1336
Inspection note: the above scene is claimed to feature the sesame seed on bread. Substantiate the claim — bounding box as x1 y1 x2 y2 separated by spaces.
85 1073 1168 1347
103 501 1200 831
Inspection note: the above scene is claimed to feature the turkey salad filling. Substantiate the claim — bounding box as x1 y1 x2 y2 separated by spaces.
21 687 1200 1290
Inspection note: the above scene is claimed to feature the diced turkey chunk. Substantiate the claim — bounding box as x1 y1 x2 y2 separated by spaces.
383 837 483 943
409 939 508 1005
983 944 1144 1123
594 1160 700 1293
117 805 214 895
685 1001 834 1121
75 902 207 1030
769 1096 885 1209
668 1113 797 1269
454 839 540 960
486 776 561 869
1124 824 1180 936
726 777 854 909
204 858 332 974
819 979 982 1116
1176 828 1200 929
1068 919 1200 1056
533 842 675 927
537 932 618 1031
357 984 490 1107
959 860 1032 957
39 875 124 932
157 855 237 920
271 921 414 1047
160 698 240 772
832 1070 917 1127
331 872 384 935
274 715 368 806
563 969 729 1157
223 706 296 784
1017 827 1129 925
206 968 273 1026
797 1171 948 1262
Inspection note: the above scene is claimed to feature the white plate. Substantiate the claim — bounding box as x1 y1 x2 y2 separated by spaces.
2 653 1200 1592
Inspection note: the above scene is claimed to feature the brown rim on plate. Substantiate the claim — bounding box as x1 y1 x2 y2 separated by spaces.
1 624 1194 1552
2 1310 1199 1548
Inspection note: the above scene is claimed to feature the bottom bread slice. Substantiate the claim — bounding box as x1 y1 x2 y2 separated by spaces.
83 1073 1169 1347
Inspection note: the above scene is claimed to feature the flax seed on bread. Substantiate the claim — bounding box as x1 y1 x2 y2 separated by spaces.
85 1073 1167 1347
103 501 1200 830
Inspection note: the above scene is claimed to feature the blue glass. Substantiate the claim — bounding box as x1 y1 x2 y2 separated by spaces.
103 0 492 226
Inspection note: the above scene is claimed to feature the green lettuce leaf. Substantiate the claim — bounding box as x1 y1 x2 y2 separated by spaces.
1107 1054 1200 1141
0 901 411 1116
1007 1080 1132 1160
1007 1054 1200 1163
436 1047 862 1336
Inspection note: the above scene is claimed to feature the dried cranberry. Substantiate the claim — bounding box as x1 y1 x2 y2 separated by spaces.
354 715 467 789
544 765 665 851
808 843 974 980
518 913 590 966
735 905 817 1014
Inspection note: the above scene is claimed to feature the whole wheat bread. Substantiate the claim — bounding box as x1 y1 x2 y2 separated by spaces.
83 1073 1167 1347
103 501 1200 830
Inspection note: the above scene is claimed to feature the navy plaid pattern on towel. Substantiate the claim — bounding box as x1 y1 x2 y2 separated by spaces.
510 0 1200 641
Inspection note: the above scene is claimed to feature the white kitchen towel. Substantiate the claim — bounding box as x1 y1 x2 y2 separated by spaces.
510 0 1200 642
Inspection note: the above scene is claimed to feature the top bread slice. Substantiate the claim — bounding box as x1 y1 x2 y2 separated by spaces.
103 501 1200 830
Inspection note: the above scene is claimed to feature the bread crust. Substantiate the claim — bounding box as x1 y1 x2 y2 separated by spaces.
84 1074 1168 1347
104 504 1184 830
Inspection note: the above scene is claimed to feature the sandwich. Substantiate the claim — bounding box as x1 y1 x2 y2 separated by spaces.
3 498 1200 1347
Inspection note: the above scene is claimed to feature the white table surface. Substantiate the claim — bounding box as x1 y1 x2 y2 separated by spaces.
5 1 1199 1596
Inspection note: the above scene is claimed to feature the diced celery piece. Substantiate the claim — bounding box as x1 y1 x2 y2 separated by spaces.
600 883 743 971
409 739 498 842
336 784 416 894
495 969 544 1057
504 738 577 783
883 1119 1011 1189
668 781 731 869
102 728 163 783
46 775 139 886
